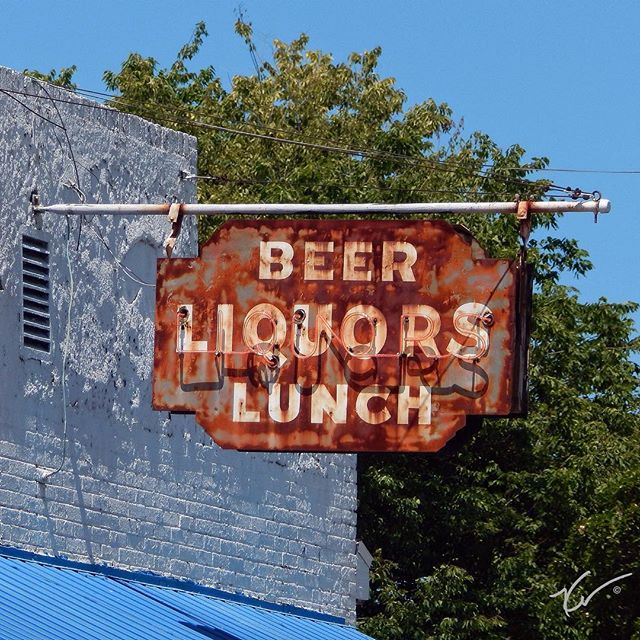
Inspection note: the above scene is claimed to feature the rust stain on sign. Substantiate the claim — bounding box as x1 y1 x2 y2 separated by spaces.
152 219 530 452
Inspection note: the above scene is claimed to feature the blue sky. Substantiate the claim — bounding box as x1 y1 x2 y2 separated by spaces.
2 0 638 331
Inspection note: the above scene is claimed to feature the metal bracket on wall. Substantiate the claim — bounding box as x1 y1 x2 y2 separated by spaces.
164 202 184 258
30 190 42 230
516 199 532 247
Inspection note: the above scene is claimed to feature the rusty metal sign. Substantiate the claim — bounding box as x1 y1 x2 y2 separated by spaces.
152 219 530 452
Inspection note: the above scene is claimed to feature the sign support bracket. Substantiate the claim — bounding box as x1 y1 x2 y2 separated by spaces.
164 203 184 258
32 200 611 218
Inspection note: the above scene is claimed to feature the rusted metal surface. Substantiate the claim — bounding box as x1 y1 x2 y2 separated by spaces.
152 219 530 452
164 202 184 258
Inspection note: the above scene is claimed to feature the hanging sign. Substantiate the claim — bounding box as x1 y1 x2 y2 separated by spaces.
152 219 530 452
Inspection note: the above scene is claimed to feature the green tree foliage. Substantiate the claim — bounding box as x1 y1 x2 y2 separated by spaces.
358 292 640 639
100 20 549 244
25 65 77 89
72 20 640 638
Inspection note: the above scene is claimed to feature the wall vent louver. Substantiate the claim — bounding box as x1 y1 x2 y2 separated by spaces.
21 234 51 353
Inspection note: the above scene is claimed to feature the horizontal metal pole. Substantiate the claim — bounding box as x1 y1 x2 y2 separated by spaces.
34 200 611 216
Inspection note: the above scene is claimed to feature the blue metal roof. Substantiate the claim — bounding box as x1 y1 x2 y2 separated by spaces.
0 549 372 640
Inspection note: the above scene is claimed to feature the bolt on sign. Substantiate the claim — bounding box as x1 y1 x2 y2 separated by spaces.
152 219 530 452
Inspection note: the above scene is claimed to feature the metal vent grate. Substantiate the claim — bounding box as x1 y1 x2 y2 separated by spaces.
21 234 51 353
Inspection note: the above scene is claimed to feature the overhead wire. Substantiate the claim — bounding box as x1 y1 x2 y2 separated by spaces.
57 83 640 177
91 92 547 192
0 88 65 129
39 214 75 484
6 80 604 217
76 84 526 181
2 95 112 195
1 84 551 196
18 79 158 288
16 83 606 205
180 170 597 204
4 81 108 195
8 78 633 207
3 79 605 220
180 171 514 200
62 84 463 164
57 89 603 199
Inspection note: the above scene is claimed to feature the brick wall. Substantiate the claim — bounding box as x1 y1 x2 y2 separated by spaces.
0 66 358 621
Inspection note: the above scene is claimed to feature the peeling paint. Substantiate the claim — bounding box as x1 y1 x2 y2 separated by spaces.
153 220 530 452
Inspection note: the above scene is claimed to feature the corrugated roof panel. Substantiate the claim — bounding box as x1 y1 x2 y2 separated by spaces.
0 552 372 640
0 559 195 640
126 582 370 640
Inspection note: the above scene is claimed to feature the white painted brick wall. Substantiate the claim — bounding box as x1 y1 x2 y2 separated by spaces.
0 66 358 621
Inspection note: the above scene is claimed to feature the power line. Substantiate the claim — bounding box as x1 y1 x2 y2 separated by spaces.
2 95 111 192
181 171 597 202
37 82 83 195
2 84 548 194
0 89 64 129
65 84 458 164
38 214 75 484
3 82 603 204
56 84 640 177
34 79 88 248
184 175 510 199
73 86 548 182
